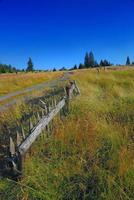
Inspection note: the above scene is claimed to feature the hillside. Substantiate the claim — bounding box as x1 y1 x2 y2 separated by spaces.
0 68 134 200
0 72 62 96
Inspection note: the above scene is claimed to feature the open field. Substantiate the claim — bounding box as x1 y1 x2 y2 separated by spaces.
0 72 62 96
0 68 134 199
0 71 64 111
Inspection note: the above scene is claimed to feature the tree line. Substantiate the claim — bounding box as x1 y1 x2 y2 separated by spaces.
70 52 134 71
0 58 34 74
0 54 134 74
0 64 18 73
69 51 113 70
126 56 134 66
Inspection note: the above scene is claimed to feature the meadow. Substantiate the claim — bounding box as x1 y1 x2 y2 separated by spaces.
0 68 134 200
0 71 62 96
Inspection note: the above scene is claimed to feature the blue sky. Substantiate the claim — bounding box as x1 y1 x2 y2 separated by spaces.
0 0 134 69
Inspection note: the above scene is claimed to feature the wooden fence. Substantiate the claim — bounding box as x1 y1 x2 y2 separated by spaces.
0 80 80 180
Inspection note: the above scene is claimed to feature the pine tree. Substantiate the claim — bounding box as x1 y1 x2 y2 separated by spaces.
88 51 95 67
73 65 77 70
126 56 130 65
84 52 89 68
100 59 111 67
103 59 109 66
79 63 84 69
100 60 104 66
26 57 34 72
53 68 56 71
0 63 17 73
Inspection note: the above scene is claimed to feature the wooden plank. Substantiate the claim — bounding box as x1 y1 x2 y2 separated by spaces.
74 81 80 95
17 131 22 147
29 118 33 131
39 99 47 110
10 137 15 156
21 126 26 140
37 112 41 121
18 98 66 155
69 84 75 98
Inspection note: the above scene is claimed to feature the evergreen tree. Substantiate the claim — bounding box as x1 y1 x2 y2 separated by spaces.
100 60 104 66
79 63 84 69
126 56 130 65
73 65 77 70
88 51 95 67
84 52 89 68
103 59 109 66
0 63 17 73
69 65 78 71
100 59 111 67
59 67 67 71
53 68 56 71
26 57 34 72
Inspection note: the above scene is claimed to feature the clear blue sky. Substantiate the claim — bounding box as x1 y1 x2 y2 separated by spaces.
0 0 134 69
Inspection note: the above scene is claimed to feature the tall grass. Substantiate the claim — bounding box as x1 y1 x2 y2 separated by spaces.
0 72 62 96
0 69 134 199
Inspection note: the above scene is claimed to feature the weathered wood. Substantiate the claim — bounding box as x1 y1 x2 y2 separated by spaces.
21 126 26 140
41 109 45 117
10 137 15 156
74 81 81 95
17 132 22 147
69 84 75 99
64 87 67 95
33 114 37 126
18 98 66 155
39 99 47 110
29 118 33 131
37 112 40 121
2 81 80 179
46 124 50 133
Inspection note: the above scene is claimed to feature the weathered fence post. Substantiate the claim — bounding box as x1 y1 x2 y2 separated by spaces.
1 80 80 180
65 84 72 112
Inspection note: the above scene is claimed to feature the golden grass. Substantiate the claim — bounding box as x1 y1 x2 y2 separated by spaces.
0 68 134 200
0 71 62 96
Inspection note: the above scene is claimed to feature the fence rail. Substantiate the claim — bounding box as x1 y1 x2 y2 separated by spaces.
19 98 66 155
0 80 80 180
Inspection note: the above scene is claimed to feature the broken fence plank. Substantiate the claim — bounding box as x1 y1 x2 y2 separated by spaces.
74 81 81 95
29 118 33 131
17 131 22 147
18 98 66 155
39 99 47 110
21 126 26 140
10 137 15 156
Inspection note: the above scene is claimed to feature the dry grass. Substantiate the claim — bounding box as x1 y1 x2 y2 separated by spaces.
0 71 62 96
0 68 134 200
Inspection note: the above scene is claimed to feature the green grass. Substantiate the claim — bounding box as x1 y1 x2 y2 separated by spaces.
0 69 134 199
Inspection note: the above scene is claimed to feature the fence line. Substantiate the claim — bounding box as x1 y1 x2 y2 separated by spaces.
0 80 80 180
19 98 66 155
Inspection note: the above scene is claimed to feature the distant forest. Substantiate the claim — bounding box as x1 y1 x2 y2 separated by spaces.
0 52 133 74
0 64 18 74
70 52 134 71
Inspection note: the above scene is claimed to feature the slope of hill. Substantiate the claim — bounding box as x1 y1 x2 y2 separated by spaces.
0 69 134 200
0 72 62 96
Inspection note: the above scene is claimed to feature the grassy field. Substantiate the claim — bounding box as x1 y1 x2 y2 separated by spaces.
0 68 134 199
0 72 62 96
